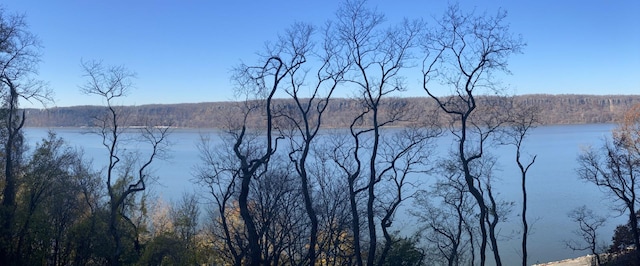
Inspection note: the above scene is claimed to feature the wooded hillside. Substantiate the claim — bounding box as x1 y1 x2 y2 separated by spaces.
23 94 640 128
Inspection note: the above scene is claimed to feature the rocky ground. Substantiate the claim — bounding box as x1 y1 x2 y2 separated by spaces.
533 255 594 266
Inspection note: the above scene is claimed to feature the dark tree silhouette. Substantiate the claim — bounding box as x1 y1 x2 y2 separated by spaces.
80 60 170 266
224 45 302 264
330 1 428 264
272 21 349 265
505 102 539 266
412 158 478 266
577 104 640 262
565 206 606 266
421 4 525 266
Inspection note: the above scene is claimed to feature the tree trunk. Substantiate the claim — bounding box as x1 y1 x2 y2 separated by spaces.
366 113 380 266
468 184 488 266
487 193 502 266
300 171 319 265
460 120 489 266
521 170 528 266
239 173 261 266
299 144 319 265
0 86 22 266
109 201 122 266
628 205 640 262
349 176 363 266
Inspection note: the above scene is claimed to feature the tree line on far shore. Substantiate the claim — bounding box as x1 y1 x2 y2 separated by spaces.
24 94 640 128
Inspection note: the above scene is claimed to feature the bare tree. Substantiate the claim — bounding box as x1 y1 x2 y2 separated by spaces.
421 4 525 266
271 21 349 264
252 162 307 265
221 35 306 264
477 154 514 266
80 60 170 265
412 158 478 266
504 102 539 266
577 104 640 262
196 138 309 265
418 151 513 266
565 206 607 266
308 140 357 265
329 1 425 264
0 7 51 264
195 135 244 265
375 127 438 266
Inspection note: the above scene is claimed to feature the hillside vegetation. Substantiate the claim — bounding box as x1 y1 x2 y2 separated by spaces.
24 94 640 128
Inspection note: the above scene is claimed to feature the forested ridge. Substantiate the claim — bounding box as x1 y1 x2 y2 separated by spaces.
24 94 640 128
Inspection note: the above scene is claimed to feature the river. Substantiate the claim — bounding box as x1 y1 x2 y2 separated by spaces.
23 124 622 265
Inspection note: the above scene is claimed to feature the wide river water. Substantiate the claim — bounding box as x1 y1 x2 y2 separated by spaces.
24 124 622 265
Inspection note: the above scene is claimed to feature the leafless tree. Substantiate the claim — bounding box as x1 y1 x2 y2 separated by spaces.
80 60 170 266
252 162 307 265
195 135 244 265
375 127 438 266
421 4 525 266
412 157 478 266
577 104 640 262
218 31 308 264
504 102 539 266
0 7 51 264
305 139 357 265
476 154 514 266
565 206 607 266
328 1 426 264
270 21 349 264
196 138 308 265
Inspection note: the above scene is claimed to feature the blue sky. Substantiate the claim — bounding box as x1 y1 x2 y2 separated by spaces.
3 0 639 108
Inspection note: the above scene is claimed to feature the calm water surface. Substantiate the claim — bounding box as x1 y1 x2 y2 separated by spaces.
24 124 620 265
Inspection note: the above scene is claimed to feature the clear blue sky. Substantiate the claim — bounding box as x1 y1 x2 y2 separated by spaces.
3 0 639 108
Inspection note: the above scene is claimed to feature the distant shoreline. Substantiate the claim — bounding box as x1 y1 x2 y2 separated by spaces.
23 94 640 128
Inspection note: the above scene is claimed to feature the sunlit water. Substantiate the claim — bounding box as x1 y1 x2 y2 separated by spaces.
24 124 621 265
